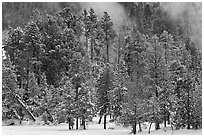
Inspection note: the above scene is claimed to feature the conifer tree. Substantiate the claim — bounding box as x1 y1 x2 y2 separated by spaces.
96 12 116 129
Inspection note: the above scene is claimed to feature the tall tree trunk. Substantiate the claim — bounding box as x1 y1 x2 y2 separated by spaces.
164 103 166 128
167 112 170 125
84 120 86 130
164 114 167 128
26 59 29 92
75 86 79 101
106 32 109 63
76 117 79 129
19 76 22 89
82 109 86 130
98 116 102 124
36 49 40 85
104 114 107 129
118 31 121 64
148 122 153 134
132 122 137 134
45 109 53 123
37 68 40 85
68 118 71 130
19 107 24 124
163 45 168 129
82 117 86 130
154 44 160 130
86 37 89 60
91 39 94 62
163 89 167 128
138 120 142 132
75 85 79 130
187 80 190 129
155 122 160 130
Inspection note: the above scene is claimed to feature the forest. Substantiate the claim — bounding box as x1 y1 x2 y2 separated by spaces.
2 2 202 134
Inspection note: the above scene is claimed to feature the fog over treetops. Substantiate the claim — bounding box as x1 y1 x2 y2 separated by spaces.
2 2 201 50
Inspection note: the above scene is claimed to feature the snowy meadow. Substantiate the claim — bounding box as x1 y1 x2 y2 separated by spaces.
2 2 202 135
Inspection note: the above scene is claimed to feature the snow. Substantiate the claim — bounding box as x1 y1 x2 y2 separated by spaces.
2 116 202 135
2 123 130 135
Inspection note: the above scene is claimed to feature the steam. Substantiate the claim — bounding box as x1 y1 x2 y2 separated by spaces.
79 2 127 30
160 2 202 50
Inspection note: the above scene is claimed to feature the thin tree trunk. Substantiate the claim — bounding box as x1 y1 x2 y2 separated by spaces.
98 116 102 124
154 43 160 130
86 37 88 57
164 117 167 128
19 76 22 89
148 122 153 134
37 70 40 85
75 85 79 130
76 117 79 129
167 112 170 125
132 122 137 134
26 59 29 92
75 86 79 101
171 122 174 135
91 39 94 62
84 120 86 130
85 31 89 65
138 120 142 132
163 46 168 129
106 32 109 63
36 49 40 85
82 117 86 130
104 115 107 129
187 80 190 129
19 107 24 124
164 108 166 128
68 118 71 130
118 31 121 64
155 122 160 130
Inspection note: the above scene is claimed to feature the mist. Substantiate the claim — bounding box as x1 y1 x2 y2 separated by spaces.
160 2 202 50
79 2 127 30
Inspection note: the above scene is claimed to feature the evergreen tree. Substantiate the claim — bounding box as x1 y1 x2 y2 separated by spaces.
159 31 175 128
122 28 148 134
2 57 19 120
2 3 202 132
2 57 36 122
146 35 166 130
96 68 114 129
96 12 116 129
88 8 98 62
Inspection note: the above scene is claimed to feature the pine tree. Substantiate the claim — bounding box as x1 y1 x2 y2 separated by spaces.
168 38 202 130
81 9 89 62
159 31 175 128
4 27 26 89
146 34 166 130
101 12 116 63
88 8 98 62
123 28 148 134
2 57 36 122
96 68 114 129
96 12 116 129
53 76 76 127
2 57 19 120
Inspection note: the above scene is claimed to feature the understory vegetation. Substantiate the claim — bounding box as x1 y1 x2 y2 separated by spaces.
2 2 202 134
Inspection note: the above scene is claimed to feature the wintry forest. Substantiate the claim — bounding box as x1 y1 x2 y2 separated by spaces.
2 2 202 134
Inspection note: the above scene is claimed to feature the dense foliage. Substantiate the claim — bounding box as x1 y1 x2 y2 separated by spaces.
2 2 202 134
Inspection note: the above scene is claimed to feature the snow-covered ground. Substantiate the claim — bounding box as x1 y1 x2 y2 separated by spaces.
2 117 202 135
